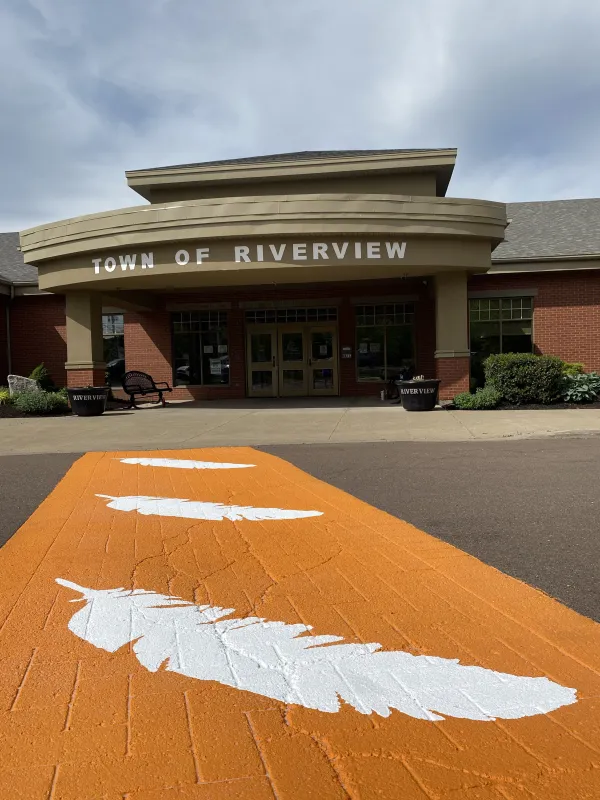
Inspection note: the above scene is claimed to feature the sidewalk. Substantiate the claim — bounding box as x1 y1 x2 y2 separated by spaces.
1 398 599 455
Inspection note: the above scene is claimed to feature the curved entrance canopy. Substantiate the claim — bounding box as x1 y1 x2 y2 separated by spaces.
18 149 507 400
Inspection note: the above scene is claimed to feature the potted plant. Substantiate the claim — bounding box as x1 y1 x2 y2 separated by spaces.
66 385 110 417
398 374 441 411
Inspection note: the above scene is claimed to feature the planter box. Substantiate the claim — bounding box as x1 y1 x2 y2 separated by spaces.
67 387 109 417
398 379 440 411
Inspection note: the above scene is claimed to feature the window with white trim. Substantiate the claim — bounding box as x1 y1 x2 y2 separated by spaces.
469 297 533 386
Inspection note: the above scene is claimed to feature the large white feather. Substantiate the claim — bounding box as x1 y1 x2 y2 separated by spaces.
56 579 577 721
119 458 255 470
96 494 322 522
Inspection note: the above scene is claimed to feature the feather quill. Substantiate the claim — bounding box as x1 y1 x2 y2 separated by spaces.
56 579 577 721
96 494 322 522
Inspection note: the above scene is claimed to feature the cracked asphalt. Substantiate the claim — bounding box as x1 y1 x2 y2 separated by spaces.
1 438 599 621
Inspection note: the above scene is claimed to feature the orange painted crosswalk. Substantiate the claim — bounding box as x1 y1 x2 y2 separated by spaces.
1 448 599 799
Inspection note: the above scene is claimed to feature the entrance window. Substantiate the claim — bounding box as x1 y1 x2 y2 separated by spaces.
172 311 229 386
102 313 125 385
245 307 337 324
355 304 415 381
469 297 533 387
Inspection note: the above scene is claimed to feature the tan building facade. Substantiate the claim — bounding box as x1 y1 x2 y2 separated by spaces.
17 149 508 400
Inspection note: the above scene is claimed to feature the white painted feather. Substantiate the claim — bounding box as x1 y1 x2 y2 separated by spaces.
96 494 322 522
119 458 255 470
56 579 577 721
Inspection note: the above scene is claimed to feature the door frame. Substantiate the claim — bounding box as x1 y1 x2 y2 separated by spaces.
245 322 340 398
307 324 339 396
246 326 278 398
278 325 308 397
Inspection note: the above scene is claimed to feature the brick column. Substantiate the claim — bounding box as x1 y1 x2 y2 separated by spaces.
66 368 106 388
434 271 470 401
65 293 106 387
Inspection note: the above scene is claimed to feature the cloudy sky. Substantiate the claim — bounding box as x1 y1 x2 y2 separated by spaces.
2 0 599 231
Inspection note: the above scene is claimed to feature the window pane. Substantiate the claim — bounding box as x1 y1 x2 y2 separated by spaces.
357 326 385 381
102 313 125 385
173 332 198 385
282 370 305 391
385 325 415 380
251 333 272 363
311 331 333 361
281 332 304 362
201 330 229 385
501 320 533 354
470 321 501 388
313 369 334 390
252 371 273 391
172 312 228 385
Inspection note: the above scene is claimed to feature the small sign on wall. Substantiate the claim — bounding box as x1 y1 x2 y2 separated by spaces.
342 346 353 360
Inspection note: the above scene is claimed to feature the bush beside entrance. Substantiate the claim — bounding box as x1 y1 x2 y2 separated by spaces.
484 353 564 405
453 353 600 408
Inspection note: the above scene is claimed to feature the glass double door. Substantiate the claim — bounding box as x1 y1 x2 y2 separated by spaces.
247 324 338 397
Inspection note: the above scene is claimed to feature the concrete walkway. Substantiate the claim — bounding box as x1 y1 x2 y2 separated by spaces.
1 398 600 454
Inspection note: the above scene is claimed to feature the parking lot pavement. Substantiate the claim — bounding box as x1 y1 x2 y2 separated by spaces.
0 453 79 546
0 447 599 798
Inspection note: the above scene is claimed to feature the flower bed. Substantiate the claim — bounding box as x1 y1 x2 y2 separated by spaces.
453 354 600 410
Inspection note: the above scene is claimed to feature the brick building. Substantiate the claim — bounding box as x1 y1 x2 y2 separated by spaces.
1 150 599 401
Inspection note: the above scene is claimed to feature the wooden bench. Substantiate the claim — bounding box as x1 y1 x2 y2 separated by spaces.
121 371 172 408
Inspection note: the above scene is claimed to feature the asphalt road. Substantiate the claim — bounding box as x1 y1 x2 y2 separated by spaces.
1 440 599 621
0 453 80 547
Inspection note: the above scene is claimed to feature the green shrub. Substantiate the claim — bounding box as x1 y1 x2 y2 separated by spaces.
0 387 10 405
453 386 502 410
562 372 600 403
29 363 55 391
562 362 585 377
484 353 564 405
13 390 69 415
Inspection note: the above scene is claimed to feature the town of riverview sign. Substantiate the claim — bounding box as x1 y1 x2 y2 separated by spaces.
92 240 408 276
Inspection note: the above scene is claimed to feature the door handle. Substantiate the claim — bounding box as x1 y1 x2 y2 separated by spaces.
308 357 312 366
272 356 276 367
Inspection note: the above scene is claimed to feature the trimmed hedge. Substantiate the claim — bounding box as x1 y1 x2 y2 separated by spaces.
484 353 564 405
12 390 69 415
454 386 502 410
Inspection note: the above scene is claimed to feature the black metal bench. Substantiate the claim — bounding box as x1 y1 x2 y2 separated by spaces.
121 371 172 408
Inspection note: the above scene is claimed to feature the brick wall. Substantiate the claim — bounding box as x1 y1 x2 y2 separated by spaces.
468 270 600 371
0 295 8 384
10 295 67 386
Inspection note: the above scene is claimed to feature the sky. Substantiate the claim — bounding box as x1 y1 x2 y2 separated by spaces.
1 0 599 231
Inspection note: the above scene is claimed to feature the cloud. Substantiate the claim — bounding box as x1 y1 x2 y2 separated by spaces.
1 0 599 230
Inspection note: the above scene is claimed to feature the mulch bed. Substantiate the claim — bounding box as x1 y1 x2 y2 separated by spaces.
499 402 600 410
445 402 600 411
0 405 27 418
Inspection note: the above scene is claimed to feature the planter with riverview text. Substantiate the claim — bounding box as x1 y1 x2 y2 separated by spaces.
67 386 109 417
398 379 440 411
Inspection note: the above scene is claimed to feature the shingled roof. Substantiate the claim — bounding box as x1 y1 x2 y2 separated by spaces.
493 199 600 261
0 232 38 284
141 148 452 172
